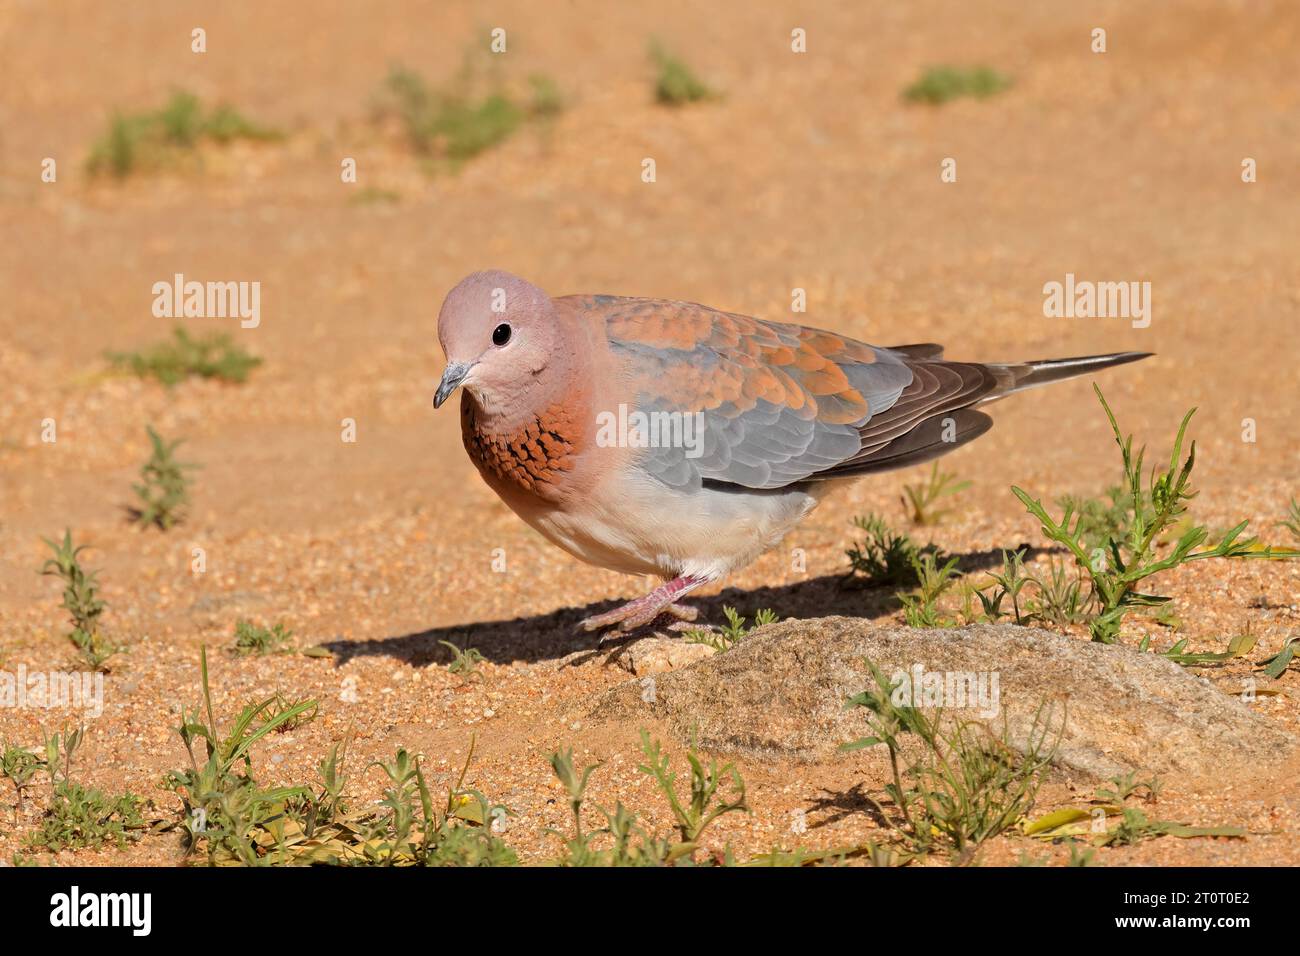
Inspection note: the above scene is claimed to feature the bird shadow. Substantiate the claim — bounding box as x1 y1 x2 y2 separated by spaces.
321 543 1053 669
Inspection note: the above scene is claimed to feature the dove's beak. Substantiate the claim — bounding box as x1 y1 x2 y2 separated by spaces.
433 361 474 408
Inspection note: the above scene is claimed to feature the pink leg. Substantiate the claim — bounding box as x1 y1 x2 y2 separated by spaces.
581 574 707 637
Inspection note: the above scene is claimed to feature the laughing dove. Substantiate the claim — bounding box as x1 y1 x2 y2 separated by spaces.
433 270 1149 635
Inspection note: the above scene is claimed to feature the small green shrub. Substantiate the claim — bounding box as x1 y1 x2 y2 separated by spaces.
684 605 777 651
903 66 1011 105
132 426 197 530
650 42 714 105
27 782 147 852
23 728 147 852
1 742 42 826
232 619 294 656
898 552 962 627
901 463 970 525
40 531 118 670
377 60 562 164
842 660 1060 857
549 731 747 866
87 91 280 177
1012 387 1296 643
108 326 262 385
164 649 513 866
846 515 943 588
439 639 485 681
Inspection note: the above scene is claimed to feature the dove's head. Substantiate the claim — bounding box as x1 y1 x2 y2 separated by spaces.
434 270 571 415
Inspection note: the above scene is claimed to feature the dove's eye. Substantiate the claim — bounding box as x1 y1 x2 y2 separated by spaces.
492 323 512 346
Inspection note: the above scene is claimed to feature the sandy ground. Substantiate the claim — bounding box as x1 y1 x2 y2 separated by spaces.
1 0 1299 866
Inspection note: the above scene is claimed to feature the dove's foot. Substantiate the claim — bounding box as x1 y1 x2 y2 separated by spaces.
581 574 706 640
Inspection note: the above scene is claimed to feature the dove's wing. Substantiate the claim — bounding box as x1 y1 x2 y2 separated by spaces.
569 296 1003 490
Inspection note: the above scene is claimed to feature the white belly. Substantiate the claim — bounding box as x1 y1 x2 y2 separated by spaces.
516 471 830 582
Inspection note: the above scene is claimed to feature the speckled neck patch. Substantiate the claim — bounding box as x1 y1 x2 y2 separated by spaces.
461 399 579 494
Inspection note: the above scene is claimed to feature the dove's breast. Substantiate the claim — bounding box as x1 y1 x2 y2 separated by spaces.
509 462 829 581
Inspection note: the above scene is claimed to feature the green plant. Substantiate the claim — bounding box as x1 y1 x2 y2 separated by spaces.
438 639 485 681
1281 499 1300 543
1012 387 1295 643
638 730 748 848
232 619 295 656
549 732 748 866
976 549 1031 624
164 648 319 865
361 739 517 867
1058 485 1139 553
1025 772 1240 846
87 91 280 177
903 66 1011 105
1 743 42 826
1259 633 1300 679
1067 842 1098 867
842 660 1060 857
1143 627 1256 667
1025 556 1091 628
650 42 713 105
42 725 85 787
376 61 559 164
27 782 147 852
901 463 971 525
40 531 118 670
108 326 262 385
684 605 778 651
1094 771 1160 805
21 726 147 852
846 514 942 588
898 552 962 627
164 649 513 866
132 426 197 530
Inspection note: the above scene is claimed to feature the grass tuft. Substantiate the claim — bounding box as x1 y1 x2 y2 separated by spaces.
107 326 262 386
549 730 747 866
684 605 777 651
903 66 1011 105
24 727 147 852
376 59 562 166
40 530 118 670
232 619 295 656
898 552 962 628
846 514 944 588
1012 386 1297 643
132 426 197 530
439 639 485 682
163 648 514 866
650 42 714 105
901 463 970 525
87 91 280 177
842 660 1061 858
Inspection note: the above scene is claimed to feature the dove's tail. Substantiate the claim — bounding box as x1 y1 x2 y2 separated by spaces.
810 347 1153 479
982 351 1153 401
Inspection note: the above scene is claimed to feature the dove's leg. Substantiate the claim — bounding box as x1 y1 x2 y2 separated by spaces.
581 574 706 635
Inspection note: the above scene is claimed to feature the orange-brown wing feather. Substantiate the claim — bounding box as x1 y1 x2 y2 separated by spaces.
573 295 922 488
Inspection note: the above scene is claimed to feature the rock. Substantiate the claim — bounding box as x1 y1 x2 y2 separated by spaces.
591 617 1292 780
611 636 718 677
